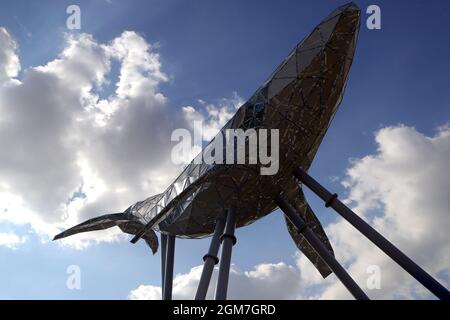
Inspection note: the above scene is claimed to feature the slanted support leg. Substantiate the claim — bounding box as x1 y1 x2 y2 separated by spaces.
275 194 369 300
163 234 176 300
195 215 227 300
293 167 450 300
214 208 237 300
160 233 167 300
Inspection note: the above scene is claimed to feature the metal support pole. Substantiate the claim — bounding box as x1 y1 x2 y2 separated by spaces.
195 216 227 300
163 234 176 300
160 233 167 300
294 167 450 300
214 208 237 300
275 194 369 300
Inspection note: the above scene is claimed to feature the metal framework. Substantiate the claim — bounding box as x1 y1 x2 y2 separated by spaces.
53 3 450 300
162 235 176 300
214 208 237 300
275 194 369 300
293 168 450 300
195 215 226 300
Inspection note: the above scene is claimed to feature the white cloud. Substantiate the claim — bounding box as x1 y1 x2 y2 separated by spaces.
0 28 20 85
183 92 244 141
129 262 302 300
0 28 240 249
128 284 162 300
0 232 27 249
298 124 450 299
0 30 144 246
129 124 450 300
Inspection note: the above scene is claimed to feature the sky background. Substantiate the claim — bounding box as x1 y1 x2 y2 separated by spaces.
0 0 449 299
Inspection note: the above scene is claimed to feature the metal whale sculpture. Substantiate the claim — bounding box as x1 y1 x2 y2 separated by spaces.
55 4 360 282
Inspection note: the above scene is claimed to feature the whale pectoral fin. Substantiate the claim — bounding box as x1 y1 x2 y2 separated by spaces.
118 221 159 254
286 190 334 278
53 213 126 240
142 230 159 255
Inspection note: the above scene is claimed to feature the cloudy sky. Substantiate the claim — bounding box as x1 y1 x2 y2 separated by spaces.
0 0 449 299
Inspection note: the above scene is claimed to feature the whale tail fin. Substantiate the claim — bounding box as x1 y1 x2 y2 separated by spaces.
53 212 159 254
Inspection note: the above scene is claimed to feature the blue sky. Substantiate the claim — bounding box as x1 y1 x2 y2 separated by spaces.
0 0 449 299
